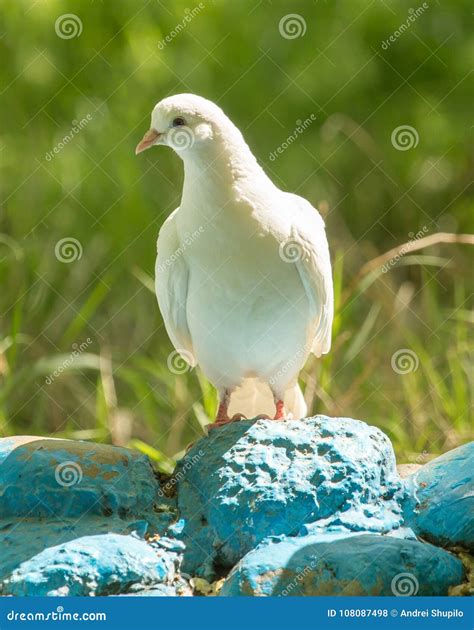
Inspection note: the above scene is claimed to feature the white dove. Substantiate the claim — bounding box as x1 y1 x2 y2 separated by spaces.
136 94 333 427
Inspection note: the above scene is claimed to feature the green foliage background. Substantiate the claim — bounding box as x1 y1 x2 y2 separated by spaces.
0 0 472 466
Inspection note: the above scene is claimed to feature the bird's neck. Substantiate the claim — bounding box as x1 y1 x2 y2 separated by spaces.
181 126 273 210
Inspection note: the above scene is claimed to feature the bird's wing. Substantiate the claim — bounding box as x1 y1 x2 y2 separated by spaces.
155 208 195 365
284 193 334 357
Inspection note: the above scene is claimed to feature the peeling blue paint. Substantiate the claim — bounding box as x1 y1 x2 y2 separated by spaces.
220 533 465 596
2 533 178 596
403 441 474 548
0 420 471 597
0 436 162 519
176 416 407 575
0 436 180 596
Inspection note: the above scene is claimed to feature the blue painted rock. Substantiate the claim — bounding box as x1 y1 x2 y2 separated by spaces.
1 533 177 596
403 441 474 549
123 585 179 596
0 517 152 582
0 436 158 519
0 436 179 592
220 533 465 596
1 427 468 596
175 416 406 575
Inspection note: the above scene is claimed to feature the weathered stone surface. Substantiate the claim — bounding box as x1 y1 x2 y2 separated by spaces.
0 436 178 595
124 585 179 596
403 441 474 549
0 436 158 519
220 533 465 596
176 416 406 576
0 425 470 597
1 533 177 596
0 517 151 582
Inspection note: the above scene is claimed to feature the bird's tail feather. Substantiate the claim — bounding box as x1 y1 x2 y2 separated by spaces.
227 378 307 420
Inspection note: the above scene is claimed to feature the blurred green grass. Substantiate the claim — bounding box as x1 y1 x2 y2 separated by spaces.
0 0 472 467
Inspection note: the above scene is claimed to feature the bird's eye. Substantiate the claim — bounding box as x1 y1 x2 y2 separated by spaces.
172 117 186 127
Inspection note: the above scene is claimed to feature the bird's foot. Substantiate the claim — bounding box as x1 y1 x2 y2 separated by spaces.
254 414 272 420
208 413 247 431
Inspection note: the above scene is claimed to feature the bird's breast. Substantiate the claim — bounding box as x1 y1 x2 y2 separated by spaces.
176 199 312 379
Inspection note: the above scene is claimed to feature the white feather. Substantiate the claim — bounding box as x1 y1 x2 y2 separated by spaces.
155 208 195 366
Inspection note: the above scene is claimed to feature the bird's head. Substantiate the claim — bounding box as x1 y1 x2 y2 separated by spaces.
135 93 231 158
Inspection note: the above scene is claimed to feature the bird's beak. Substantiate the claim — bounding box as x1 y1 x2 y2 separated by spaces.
135 128 161 155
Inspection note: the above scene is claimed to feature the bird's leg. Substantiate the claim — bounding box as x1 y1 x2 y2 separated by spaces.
215 396 230 423
273 399 286 421
209 390 236 430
